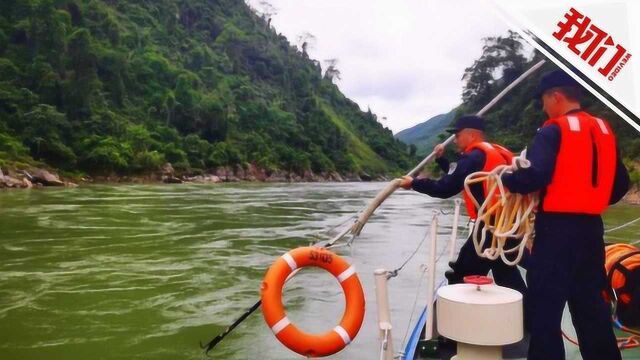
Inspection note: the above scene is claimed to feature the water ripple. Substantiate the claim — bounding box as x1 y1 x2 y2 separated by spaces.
0 182 463 359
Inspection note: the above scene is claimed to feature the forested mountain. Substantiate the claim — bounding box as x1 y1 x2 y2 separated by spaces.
397 31 640 184
395 110 455 156
0 0 413 178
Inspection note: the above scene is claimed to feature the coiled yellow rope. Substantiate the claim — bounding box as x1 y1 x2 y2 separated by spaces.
463 152 539 266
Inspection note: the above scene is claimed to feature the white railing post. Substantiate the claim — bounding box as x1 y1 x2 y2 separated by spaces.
424 213 438 340
448 199 462 262
374 269 394 360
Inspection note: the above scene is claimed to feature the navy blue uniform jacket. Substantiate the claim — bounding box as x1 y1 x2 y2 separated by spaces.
411 150 486 203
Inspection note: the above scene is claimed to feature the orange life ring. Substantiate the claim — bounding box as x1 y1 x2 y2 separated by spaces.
605 243 640 305
260 246 365 357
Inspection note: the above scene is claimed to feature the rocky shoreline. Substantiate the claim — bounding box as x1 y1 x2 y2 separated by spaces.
0 162 389 189
0 167 77 189
150 163 387 184
2 163 638 206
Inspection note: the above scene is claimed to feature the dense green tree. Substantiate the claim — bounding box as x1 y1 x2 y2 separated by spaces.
461 31 527 110
78 135 131 173
457 32 636 161
0 0 411 178
20 104 76 169
66 28 98 119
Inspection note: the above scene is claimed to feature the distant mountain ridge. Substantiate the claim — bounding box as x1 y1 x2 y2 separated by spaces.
395 109 457 155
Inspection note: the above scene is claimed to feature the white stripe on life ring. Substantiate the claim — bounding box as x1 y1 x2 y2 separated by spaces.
271 316 290 335
337 265 356 283
333 325 351 345
282 253 297 271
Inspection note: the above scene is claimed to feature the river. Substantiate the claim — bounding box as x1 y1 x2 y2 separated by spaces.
0 183 638 359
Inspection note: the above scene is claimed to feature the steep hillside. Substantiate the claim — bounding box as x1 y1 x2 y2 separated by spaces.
0 0 412 178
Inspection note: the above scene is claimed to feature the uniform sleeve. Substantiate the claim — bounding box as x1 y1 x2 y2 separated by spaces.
436 156 450 173
502 125 560 194
411 150 485 198
609 148 630 205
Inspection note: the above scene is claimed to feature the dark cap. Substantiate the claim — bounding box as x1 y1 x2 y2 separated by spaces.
535 70 580 98
446 115 485 134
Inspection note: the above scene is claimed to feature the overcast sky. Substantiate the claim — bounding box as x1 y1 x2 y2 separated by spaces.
246 0 521 133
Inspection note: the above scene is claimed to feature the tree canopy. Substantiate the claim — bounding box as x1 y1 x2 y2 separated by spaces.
0 0 413 177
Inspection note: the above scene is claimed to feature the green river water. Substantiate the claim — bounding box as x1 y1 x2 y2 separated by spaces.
0 183 638 359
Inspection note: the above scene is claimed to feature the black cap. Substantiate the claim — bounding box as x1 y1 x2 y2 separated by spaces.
535 70 580 98
446 115 485 134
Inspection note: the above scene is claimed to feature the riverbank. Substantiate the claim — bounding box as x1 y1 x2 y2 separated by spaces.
0 167 77 189
2 163 639 206
0 162 391 189
104 162 389 184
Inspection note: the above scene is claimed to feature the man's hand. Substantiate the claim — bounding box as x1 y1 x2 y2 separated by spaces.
399 175 413 190
433 144 445 158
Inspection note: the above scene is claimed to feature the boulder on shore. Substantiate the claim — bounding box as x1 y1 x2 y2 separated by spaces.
265 170 288 182
328 171 344 182
234 165 246 179
344 172 362 182
1 175 26 188
205 175 222 183
360 172 372 181
162 175 183 184
247 163 267 181
31 169 64 186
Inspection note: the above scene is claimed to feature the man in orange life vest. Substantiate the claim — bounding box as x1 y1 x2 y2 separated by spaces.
398 115 527 296
501 70 630 360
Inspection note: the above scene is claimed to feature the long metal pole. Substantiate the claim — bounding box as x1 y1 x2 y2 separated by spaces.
350 59 546 237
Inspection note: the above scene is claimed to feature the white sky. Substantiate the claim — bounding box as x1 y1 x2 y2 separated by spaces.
246 0 514 133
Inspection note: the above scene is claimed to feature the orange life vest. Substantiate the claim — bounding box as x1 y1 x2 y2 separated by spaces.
541 111 617 214
463 142 514 219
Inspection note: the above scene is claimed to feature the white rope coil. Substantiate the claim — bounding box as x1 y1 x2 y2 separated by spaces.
464 150 539 266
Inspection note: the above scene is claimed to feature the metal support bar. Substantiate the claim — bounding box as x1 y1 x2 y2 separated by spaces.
424 213 438 340
448 199 462 262
374 269 394 360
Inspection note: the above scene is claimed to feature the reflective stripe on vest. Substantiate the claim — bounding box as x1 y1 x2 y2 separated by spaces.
462 142 513 219
542 112 617 214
